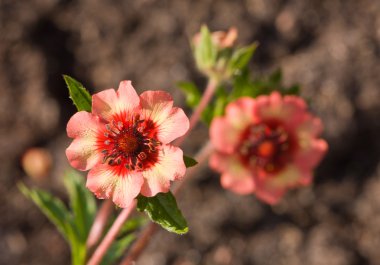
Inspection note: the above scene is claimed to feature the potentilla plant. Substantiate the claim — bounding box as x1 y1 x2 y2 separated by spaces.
19 25 327 265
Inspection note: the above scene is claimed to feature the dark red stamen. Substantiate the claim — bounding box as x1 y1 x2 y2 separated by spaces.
238 122 294 173
99 115 161 171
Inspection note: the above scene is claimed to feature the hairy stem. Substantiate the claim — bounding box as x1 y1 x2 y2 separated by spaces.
87 199 114 249
87 201 136 265
174 78 218 146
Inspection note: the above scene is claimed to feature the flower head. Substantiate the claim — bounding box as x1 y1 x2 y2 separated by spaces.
209 92 328 204
66 81 189 207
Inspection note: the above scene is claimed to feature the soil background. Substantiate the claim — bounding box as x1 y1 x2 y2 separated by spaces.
1 0 380 264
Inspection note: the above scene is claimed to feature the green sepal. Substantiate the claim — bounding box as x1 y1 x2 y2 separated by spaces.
228 43 258 74
183 155 198 168
64 75 92 112
194 25 217 70
137 192 188 235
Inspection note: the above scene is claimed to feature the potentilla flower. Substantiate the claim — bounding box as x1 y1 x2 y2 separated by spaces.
209 92 328 204
66 81 189 207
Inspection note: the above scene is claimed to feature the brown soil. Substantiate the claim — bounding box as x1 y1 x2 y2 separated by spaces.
1 0 380 264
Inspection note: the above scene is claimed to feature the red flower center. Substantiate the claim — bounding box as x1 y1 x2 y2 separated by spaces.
99 115 161 171
239 122 294 173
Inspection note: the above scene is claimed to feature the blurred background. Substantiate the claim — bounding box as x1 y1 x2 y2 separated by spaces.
1 0 380 264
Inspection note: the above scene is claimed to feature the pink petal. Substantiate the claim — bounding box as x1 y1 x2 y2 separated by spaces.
255 186 285 205
92 80 140 121
140 90 189 144
140 145 186 197
66 111 104 171
210 117 242 154
294 116 328 170
255 165 305 204
66 138 102 171
225 97 257 129
255 92 308 129
86 164 143 208
210 152 255 194
295 139 328 171
67 111 103 139
221 173 255 194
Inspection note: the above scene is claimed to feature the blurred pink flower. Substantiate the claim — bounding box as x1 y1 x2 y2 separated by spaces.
193 27 238 49
66 81 189 207
209 92 328 204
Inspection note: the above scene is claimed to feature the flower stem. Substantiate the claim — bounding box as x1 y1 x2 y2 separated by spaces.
119 142 214 265
87 201 136 265
87 199 114 249
174 78 219 146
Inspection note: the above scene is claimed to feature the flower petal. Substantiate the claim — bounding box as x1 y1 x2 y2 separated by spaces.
210 117 242 154
67 111 103 139
66 138 102 171
140 145 186 197
210 152 255 194
86 164 143 208
92 80 140 121
66 111 104 171
225 97 256 129
221 173 255 195
255 92 308 129
255 165 305 204
140 91 189 144
295 139 328 171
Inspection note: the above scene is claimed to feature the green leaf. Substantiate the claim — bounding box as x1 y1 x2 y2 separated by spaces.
63 169 96 241
100 234 135 265
137 192 188 234
283 84 300 95
194 25 217 70
177 81 201 108
63 75 92 112
200 105 214 125
18 182 75 242
228 43 258 73
268 69 282 86
213 95 228 117
183 155 198 168
119 216 148 235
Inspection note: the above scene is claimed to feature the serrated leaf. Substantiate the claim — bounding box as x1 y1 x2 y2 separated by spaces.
137 192 188 235
18 182 75 242
100 234 135 265
228 43 258 73
194 25 217 70
64 75 92 112
183 155 198 168
63 169 96 241
177 81 201 108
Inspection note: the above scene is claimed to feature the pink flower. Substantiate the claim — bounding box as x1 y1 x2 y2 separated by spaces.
209 92 328 204
66 81 189 208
